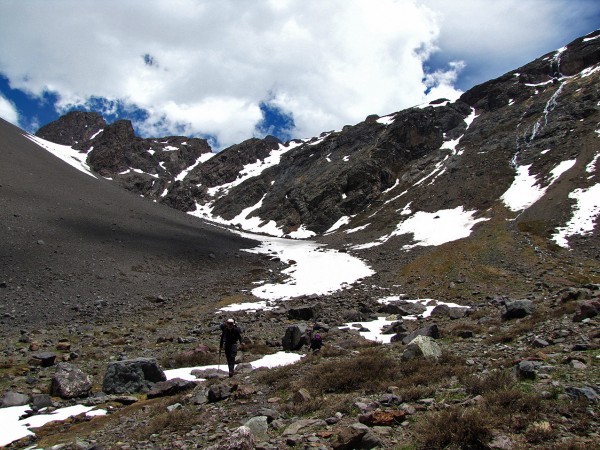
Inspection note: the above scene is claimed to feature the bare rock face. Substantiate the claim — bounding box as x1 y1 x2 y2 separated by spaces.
102 358 166 395
36 111 106 146
51 362 93 399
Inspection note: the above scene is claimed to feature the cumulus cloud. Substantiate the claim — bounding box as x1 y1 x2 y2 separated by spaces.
0 94 19 125
0 0 595 147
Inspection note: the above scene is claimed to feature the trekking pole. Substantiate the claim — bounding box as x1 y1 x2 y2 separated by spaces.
218 348 222 372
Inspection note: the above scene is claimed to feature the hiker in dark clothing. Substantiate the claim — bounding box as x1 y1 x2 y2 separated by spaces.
310 333 323 352
220 318 243 377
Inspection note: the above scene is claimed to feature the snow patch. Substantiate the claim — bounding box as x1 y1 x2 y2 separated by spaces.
25 134 96 178
552 183 600 248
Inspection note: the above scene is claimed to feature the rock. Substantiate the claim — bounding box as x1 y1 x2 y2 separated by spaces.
207 383 233 403
560 287 593 302
360 430 383 449
570 360 587 370
282 324 308 351
514 360 537 380
205 425 255 450
448 307 470 319
532 338 550 348
191 368 228 379
146 378 197 399
502 300 534 320
396 302 427 316
573 300 600 322
332 426 366 450
31 394 53 411
564 386 599 403
282 419 325 436
244 416 269 441
430 304 450 317
102 358 166 394
332 423 371 450
256 407 280 422
358 410 406 426
30 352 57 367
401 324 440 345
381 321 406 334
1 391 30 407
51 362 93 399
293 388 312 404
287 305 320 320
454 329 475 339
56 341 71 351
402 335 442 360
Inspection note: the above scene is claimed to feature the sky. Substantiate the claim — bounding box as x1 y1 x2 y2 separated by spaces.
0 1 599 150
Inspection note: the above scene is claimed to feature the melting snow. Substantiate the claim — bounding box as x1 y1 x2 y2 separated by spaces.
552 183 600 248
0 405 106 447
206 141 302 198
502 160 576 212
376 114 396 125
26 134 96 178
586 153 600 174
326 216 352 233
239 232 374 300
354 206 487 250
175 152 214 182
164 351 304 381
345 224 370 234
341 297 470 343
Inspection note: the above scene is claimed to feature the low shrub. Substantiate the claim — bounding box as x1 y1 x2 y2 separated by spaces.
413 405 493 450
160 350 216 369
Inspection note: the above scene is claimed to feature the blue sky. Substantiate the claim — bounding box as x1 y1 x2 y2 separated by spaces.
0 0 599 150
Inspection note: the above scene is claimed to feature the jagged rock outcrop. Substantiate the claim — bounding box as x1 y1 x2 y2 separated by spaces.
36 110 106 146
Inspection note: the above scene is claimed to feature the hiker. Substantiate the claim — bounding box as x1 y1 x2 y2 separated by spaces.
310 332 323 352
219 318 243 377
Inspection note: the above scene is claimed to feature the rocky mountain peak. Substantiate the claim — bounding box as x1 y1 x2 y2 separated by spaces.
36 110 106 146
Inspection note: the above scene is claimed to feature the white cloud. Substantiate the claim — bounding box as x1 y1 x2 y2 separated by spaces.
0 94 19 125
0 0 596 147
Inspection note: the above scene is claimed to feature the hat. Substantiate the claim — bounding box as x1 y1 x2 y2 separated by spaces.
226 319 235 324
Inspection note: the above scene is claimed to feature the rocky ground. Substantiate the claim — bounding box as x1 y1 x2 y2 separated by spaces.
1 259 599 449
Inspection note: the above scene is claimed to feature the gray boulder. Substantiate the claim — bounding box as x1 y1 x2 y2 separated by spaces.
244 416 269 441
1 391 30 407
282 324 308 351
401 324 440 345
102 358 166 394
514 360 537 380
564 386 599 403
146 378 197 399
51 362 93 399
402 336 442 360
502 300 534 320
30 352 57 367
207 383 233 403
287 305 320 320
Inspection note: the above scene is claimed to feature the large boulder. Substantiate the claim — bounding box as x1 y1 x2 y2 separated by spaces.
1 391 30 407
502 300 534 320
146 378 197 399
102 358 166 394
51 363 93 399
282 324 309 351
401 324 440 345
401 336 442 360
573 299 600 322
287 305 320 320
